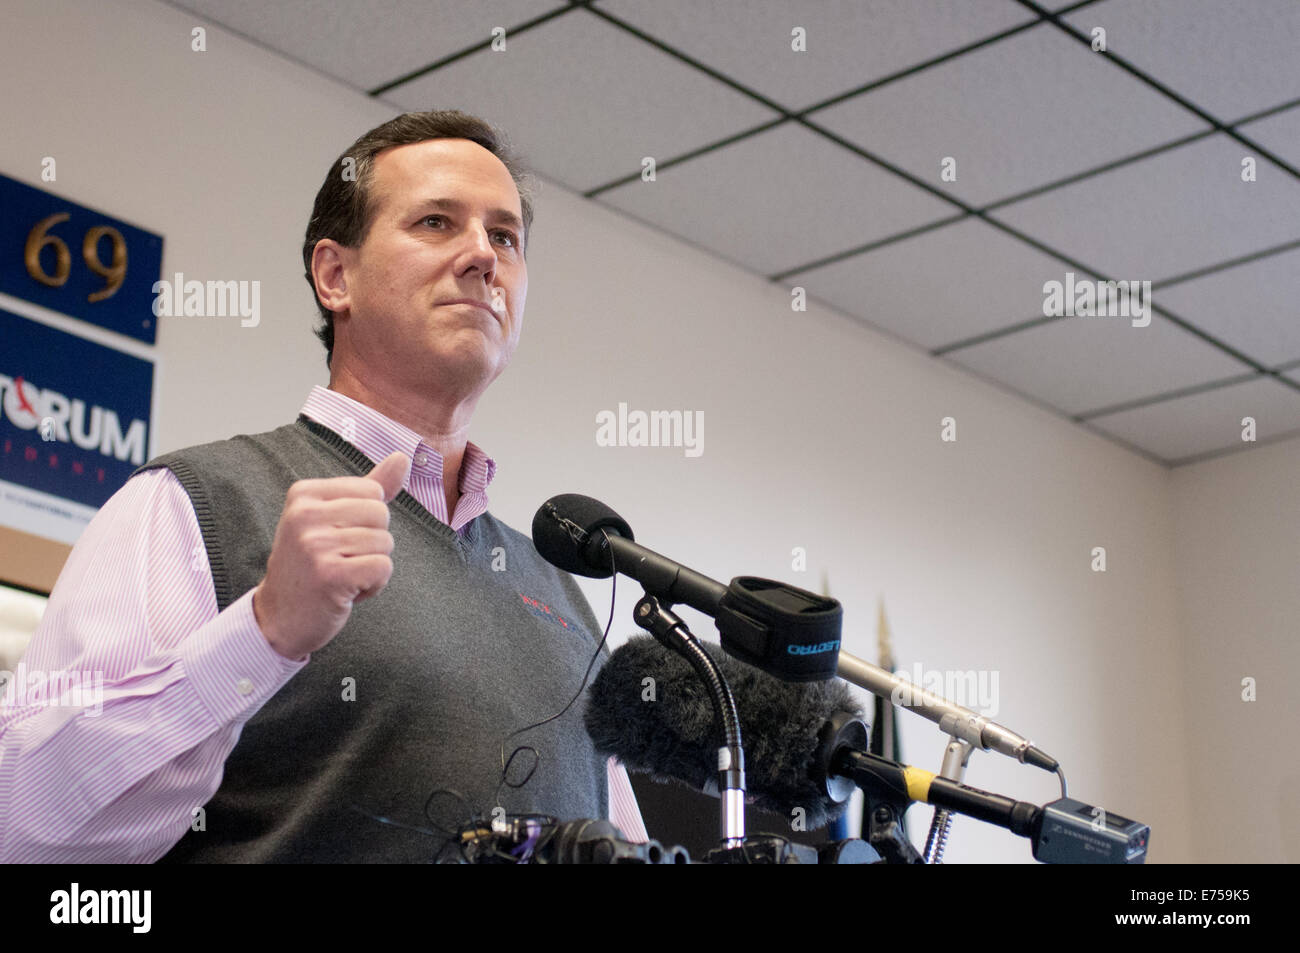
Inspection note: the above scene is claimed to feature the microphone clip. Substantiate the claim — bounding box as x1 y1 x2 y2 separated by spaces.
542 501 591 548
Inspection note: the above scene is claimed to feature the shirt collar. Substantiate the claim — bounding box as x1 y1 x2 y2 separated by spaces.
299 385 497 490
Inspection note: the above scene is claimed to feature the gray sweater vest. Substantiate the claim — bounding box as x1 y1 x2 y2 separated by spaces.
135 415 608 862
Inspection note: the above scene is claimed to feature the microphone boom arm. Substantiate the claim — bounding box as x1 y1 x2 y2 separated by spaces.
633 594 747 847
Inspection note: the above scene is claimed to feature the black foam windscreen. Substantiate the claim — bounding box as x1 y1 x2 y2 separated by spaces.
532 494 634 578
586 636 865 829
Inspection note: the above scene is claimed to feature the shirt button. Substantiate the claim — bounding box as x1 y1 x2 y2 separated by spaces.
413 453 428 467
236 678 254 696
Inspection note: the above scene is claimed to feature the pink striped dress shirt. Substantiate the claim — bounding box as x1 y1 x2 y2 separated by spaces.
0 385 645 862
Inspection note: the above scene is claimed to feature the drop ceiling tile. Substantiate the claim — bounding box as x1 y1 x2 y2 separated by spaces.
1155 247 1300 368
1087 376 1300 464
596 0 1035 113
1062 0 1300 120
811 22 1207 207
167 0 565 92
945 315 1247 417
792 217 1098 350
379 8 781 192
990 135 1300 281
595 121 956 276
1238 104 1300 171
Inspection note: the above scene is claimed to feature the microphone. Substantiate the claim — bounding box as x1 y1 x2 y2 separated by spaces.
586 635 1023 832
588 638 1150 862
531 494 635 579
835 653 1059 773
537 493 1058 770
586 636 862 829
533 494 842 681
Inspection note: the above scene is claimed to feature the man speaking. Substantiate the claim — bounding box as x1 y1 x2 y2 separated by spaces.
0 110 644 862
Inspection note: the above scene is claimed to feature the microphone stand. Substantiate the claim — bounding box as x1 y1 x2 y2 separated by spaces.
816 716 924 863
923 735 975 863
632 594 746 847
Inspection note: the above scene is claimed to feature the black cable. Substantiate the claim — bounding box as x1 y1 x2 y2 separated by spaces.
355 531 622 859
491 528 618 808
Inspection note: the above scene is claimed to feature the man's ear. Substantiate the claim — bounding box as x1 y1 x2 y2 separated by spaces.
312 239 352 315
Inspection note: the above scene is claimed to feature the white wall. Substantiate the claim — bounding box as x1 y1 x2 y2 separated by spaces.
0 0 1212 862
1171 434 1300 864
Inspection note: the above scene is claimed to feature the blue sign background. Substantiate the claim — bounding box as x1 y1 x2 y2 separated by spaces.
0 172 163 344
0 308 154 509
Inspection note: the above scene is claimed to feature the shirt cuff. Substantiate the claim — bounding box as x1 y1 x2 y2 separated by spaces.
176 588 307 725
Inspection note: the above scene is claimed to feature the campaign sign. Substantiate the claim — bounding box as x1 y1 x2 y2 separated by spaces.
0 308 153 542
0 172 163 345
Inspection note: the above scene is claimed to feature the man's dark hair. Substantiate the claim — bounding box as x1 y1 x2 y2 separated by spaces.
302 110 534 369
